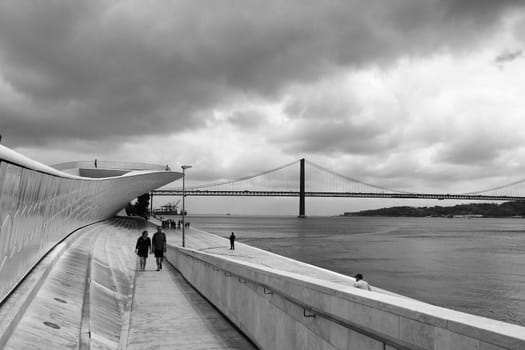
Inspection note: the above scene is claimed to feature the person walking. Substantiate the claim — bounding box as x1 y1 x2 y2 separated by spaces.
135 231 151 271
229 232 236 250
152 226 167 271
354 273 372 291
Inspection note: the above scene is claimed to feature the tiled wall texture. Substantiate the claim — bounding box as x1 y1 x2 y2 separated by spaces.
0 147 180 303
167 246 525 350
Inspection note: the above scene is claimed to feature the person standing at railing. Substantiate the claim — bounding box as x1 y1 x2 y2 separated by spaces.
152 226 167 271
136 231 151 271
229 232 236 250
354 273 371 291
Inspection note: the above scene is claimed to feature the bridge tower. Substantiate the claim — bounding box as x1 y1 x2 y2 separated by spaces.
299 158 305 218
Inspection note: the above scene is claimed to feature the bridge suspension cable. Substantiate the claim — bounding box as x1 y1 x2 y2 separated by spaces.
305 160 412 194
462 177 525 197
155 158 525 200
164 160 300 191
151 158 525 217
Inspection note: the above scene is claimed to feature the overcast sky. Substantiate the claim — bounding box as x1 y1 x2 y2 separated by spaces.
2 1 525 215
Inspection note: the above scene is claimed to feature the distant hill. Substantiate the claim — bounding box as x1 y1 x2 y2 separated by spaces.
344 201 525 217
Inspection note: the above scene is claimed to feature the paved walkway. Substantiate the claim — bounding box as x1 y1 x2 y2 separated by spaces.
4 227 101 350
166 227 365 286
126 259 256 349
166 226 347 278
2 218 256 349
162 226 402 297
2 218 398 349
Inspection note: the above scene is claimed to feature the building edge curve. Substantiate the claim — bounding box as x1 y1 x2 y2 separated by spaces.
0 144 182 303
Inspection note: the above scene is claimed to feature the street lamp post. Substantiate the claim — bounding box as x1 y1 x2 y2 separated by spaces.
181 165 192 247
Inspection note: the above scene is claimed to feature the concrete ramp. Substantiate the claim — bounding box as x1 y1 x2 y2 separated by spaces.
127 262 256 349
0 218 255 349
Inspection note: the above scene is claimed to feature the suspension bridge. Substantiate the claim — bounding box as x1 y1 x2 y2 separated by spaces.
151 159 525 216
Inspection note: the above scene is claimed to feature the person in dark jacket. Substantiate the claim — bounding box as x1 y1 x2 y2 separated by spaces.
229 232 236 250
152 226 167 271
135 230 151 271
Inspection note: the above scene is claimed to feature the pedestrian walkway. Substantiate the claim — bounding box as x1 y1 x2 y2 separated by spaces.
165 226 360 283
126 260 256 349
1 218 257 349
3 218 139 350
164 226 401 297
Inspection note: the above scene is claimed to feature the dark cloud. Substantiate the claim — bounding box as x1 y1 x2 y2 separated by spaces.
434 127 523 166
227 109 266 130
275 118 400 156
275 82 405 156
440 0 523 19
495 50 523 68
0 0 523 148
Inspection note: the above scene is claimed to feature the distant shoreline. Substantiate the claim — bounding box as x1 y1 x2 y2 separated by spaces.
342 201 525 218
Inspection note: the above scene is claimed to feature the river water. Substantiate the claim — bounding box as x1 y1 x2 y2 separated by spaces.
180 215 525 327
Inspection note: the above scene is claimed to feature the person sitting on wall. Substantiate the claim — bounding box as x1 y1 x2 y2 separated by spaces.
354 273 371 291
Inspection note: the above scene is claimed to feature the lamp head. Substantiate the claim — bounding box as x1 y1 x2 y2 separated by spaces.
181 165 192 170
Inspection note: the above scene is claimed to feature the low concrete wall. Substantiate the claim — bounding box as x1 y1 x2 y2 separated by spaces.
166 245 525 350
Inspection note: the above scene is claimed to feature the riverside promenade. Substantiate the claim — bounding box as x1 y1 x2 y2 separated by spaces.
164 225 525 350
164 226 391 294
126 254 255 349
0 218 255 350
2 218 525 349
